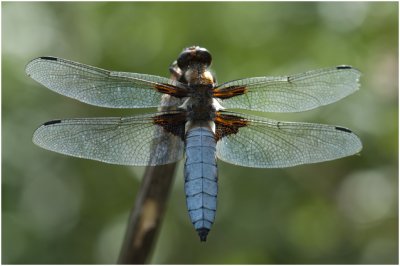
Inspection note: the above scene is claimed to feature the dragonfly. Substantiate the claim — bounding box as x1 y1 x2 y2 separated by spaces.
26 46 362 241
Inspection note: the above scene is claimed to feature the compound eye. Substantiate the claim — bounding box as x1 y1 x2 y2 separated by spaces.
177 51 191 69
177 46 213 69
197 49 212 67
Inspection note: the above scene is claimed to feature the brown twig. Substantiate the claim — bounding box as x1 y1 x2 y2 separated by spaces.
118 61 183 264
117 163 178 264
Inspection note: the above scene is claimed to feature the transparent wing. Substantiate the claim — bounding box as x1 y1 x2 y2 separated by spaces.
26 57 188 108
214 66 361 112
33 112 185 166
216 112 362 168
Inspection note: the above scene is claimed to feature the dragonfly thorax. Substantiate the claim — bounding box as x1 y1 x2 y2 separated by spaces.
184 66 215 86
183 87 216 122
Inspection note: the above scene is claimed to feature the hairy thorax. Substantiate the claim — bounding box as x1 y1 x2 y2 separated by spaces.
184 66 216 121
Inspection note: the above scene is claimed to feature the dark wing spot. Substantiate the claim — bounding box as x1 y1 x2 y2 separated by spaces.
335 126 352 133
43 119 62 126
336 65 352 70
39 56 58 61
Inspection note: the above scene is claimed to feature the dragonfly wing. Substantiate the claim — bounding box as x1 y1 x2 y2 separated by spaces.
214 66 361 112
26 57 188 109
215 111 362 168
33 112 186 166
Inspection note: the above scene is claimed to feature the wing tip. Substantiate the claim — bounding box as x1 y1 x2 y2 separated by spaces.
336 65 362 93
32 119 62 145
340 127 363 155
25 56 59 76
336 65 362 76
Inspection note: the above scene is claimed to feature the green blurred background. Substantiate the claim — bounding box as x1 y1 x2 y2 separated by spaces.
2 2 398 264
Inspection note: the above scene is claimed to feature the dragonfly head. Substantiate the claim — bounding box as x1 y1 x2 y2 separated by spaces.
177 46 212 70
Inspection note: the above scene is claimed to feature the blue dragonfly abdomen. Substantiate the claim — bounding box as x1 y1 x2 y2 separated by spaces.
184 125 217 241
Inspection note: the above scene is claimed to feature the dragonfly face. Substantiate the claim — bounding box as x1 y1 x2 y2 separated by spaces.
26 46 363 241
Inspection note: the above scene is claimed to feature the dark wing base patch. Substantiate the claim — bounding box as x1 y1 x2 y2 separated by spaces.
213 85 247 99
155 83 189 98
215 112 248 141
153 111 187 140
